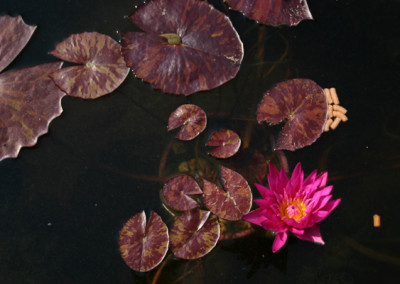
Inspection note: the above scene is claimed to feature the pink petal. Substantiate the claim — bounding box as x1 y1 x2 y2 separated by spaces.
254 198 272 209
254 183 269 199
303 170 317 186
315 171 328 188
292 223 325 244
267 162 280 191
312 198 341 222
289 163 303 191
242 208 267 227
313 194 333 212
272 231 288 253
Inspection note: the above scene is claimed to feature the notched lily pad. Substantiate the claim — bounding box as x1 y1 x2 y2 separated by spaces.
169 209 220 259
162 175 203 211
121 0 243 95
226 0 313 26
203 166 252 221
0 15 36 72
168 104 207 141
207 129 241 158
49 32 129 99
119 211 169 272
0 62 65 161
257 79 328 151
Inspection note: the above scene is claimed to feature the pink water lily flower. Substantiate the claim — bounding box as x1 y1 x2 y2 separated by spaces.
243 163 341 252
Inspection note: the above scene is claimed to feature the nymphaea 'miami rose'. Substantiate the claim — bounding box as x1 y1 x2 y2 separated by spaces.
243 163 341 252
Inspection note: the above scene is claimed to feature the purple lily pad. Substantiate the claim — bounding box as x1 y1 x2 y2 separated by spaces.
49 32 129 99
256 78 328 151
161 175 203 211
207 129 241 158
168 104 207 141
203 166 252 221
119 211 169 272
226 0 313 26
169 209 220 259
0 62 65 161
0 15 36 72
121 0 243 95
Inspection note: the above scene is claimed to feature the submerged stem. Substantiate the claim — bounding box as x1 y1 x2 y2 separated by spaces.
160 33 182 45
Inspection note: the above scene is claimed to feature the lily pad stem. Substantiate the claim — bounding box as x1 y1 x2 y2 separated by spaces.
160 33 182 45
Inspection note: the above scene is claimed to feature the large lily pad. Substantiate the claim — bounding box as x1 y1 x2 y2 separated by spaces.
121 0 243 95
0 15 36 72
49 32 129 99
0 62 65 161
119 211 169 272
257 79 328 151
168 104 207 141
203 166 252 221
169 209 220 259
226 0 313 26
161 175 203 211
207 129 241 158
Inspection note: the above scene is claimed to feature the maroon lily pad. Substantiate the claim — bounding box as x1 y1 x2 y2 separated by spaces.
168 104 207 141
207 129 241 158
49 32 129 99
226 0 313 26
0 15 36 72
257 78 328 151
169 209 220 259
119 211 169 272
203 166 252 221
121 0 243 95
162 175 203 211
0 62 66 161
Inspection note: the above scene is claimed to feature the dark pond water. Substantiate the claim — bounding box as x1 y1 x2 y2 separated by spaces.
1 0 399 283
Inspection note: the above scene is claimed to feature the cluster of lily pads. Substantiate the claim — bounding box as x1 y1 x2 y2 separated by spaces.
0 0 344 277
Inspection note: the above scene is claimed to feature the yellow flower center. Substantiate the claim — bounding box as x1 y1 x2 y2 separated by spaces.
280 199 307 221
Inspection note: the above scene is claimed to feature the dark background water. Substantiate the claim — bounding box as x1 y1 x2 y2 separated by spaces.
0 0 399 283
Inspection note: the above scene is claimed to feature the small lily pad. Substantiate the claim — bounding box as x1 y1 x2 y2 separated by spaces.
257 79 328 151
50 32 129 99
121 0 243 95
168 104 207 141
169 209 220 259
203 166 252 221
0 62 65 161
226 0 313 26
207 129 241 158
119 211 169 272
161 175 203 211
0 15 36 72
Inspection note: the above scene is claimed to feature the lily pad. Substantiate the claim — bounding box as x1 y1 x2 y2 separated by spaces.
49 32 129 99
169 209 220 259
119 211 169 272
207 129 241 158
168 104 207 141
257 79 328 151
0 15 36 72
161 175 203 211
203 166 252 221
226 0 313 26
0 62 65 161
121 0 243 95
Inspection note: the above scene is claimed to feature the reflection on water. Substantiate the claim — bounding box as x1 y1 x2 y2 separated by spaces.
1 0 400 283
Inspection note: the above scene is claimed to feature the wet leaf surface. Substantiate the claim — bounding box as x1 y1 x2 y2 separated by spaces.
169 209 220 259
162 175 203 211
168 104 207 141
49 32 129 99
257 79 328 151
226 0 313 26
207 129 241 158
119 211 169 272
121 0 243 95
0 62 65 161
203 166 252 221
0 15 36 72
